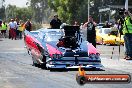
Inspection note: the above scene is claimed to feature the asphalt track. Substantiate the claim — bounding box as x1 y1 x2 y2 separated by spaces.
0 38 132 88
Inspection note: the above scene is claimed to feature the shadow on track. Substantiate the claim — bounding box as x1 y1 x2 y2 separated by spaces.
49 68 105 72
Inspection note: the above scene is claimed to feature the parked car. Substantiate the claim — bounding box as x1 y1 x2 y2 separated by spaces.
96 23 105 29
96 28 124 45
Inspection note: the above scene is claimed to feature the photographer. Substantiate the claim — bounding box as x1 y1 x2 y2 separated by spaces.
119 9 132 60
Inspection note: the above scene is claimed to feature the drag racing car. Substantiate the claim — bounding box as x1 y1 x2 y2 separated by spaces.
24 26 103 70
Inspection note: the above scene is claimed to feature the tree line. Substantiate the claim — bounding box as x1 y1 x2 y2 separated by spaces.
0 0 132 24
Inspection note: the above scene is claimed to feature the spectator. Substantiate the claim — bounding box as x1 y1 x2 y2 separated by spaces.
18 20 24 39
113 22 119 30
1 21 7 38
102 21 110 28
0 19 2 27
122 10 132 60
84 16 97 47
117 19 123 35
80 23 84 30
9 19 17 40
0 19 2 37
50 14 62 29
25 19 32 31
73 21 79 26
73 21 80 40
14 18 20 39
110 22 118 36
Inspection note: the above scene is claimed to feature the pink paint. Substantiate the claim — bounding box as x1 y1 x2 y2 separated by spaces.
88 43 99 54
30 36 43 48
46 44 62 56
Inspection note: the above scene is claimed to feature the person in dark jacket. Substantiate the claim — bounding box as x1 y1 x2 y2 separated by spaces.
50 14 62 29
0 19 2 27
25 19 32 32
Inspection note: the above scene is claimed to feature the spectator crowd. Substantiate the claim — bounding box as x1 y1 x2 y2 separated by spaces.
0 18 32 40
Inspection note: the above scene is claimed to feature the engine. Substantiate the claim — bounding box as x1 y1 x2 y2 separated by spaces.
57 26 80 49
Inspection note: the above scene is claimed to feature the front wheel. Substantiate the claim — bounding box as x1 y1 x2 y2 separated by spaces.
41 55 47 69
32 55 40 67
33 61 40 67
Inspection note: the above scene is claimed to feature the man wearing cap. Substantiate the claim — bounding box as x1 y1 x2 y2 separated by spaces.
122 10 132 60
50 14 62 29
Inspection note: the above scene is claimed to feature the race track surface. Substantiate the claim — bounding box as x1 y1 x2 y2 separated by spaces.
0 38 132 88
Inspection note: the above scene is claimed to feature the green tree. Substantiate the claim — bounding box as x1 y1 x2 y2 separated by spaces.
48 0 98 24
0 0 5 20
30 0 50 23
5 5 33 22
48 0 132 24
48 0 85 24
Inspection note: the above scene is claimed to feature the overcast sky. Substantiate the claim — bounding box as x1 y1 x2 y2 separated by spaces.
5 0 28 7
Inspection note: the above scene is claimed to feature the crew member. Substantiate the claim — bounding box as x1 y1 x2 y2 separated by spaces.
0 19 2 36
50 14 62 29
122 10 132 60
1 21 7 38
25 19 32 32
14 18 20 39
0 19 2 27
18 20 24 39
73 21 79 26
84 16 97 47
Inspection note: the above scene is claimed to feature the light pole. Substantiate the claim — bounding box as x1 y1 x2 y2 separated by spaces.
0 0 3 8
125 0 128 10
88 0 90 22
99 13 102 23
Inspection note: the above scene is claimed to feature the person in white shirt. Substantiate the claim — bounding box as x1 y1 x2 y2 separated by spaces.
9 19 17 40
